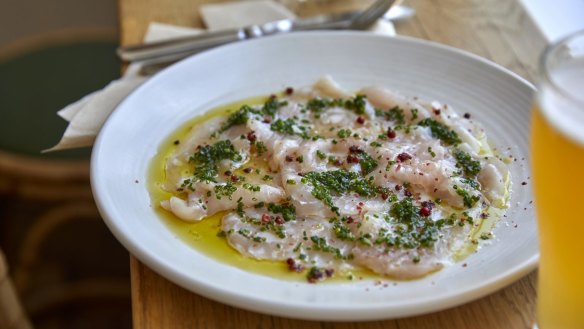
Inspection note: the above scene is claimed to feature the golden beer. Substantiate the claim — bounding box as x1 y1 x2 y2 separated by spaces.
531 108 584 328
531 31 584 329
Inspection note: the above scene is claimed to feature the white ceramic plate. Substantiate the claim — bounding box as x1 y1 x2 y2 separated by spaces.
91 32 537 321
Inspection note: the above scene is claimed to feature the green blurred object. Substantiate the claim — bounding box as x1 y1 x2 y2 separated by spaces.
0 40 120 159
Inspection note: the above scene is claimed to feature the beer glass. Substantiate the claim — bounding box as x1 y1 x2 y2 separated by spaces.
531 30 584 328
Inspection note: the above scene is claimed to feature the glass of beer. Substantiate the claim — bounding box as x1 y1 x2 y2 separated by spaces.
531 30 584 329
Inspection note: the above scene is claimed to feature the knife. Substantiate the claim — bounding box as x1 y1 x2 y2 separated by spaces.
118 4 414 63
118 11 359 62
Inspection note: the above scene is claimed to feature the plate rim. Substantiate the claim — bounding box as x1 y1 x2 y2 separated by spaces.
91 31 538 321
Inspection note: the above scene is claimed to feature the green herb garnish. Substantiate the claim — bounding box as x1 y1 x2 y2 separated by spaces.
270 118 311 139
189 140 242 182
310 236 346 259
267 202 296 222
453 185 480 208
418 118 461 145
220 105 252 132
330 218 355 241
454 149 481 178
383 198 444 248
301 170 380 213
344 95 367 115
255 141 267 156
214 182 237 200
337 129 352 138
301 170 358 212
357 152 378 175
262 96 287 117
381 106 405 125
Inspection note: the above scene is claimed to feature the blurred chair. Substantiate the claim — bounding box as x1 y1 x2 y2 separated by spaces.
0 249 33 329
0 149 93 293
0 27 132 328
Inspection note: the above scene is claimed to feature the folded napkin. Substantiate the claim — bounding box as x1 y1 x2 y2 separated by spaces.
47 0 396 151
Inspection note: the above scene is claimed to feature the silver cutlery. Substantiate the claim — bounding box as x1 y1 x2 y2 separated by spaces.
118 0 398 63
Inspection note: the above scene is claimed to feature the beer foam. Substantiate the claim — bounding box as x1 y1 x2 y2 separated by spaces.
538 59 584 146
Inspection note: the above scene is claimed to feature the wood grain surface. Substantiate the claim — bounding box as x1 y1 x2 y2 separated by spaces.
119 0 546 327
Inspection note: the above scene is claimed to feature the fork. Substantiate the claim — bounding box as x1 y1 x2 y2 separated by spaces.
118 0 397 64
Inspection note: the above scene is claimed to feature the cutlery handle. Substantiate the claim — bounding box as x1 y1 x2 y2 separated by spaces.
117 28 247 62
116 15 353 63
118 5 413 64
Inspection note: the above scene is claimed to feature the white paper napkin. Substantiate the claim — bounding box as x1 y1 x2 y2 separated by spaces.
45 23 204 151
47 1 395 151
201 0 296 31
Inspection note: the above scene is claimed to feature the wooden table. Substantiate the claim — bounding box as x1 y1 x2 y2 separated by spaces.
119 0 546 327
